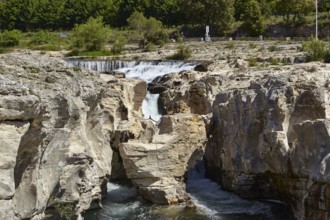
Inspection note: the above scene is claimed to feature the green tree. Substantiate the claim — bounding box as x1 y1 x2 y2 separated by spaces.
235 0 275 20
93 0 122 27
242 0 265 36
319 0 330 12
146 0 180 26
61 0 98 29
180 0 234 35
111 35 127 54
144 17 168 45
127 11 168 45
234 0 245 20
72 17 111 51
258 0 276 18
275 0 314 25
116 0 150 27
127 11 148 39
31 0 64 30
1 0 35 30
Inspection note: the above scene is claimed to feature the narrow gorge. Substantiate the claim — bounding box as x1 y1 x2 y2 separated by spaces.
0 51 329 220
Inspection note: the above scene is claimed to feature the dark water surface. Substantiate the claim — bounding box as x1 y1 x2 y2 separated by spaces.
85 165 290 220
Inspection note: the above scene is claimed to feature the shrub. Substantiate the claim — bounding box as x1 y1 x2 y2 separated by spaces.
249 43 257 49
127 12 168 46
0 30 21 47
268 45 277 52
72 17 110 51
30 30 52 45
167 43 192 60
270 57 280 65
225 41 235 49
144 17 168 46
0 47 9 54
306 66 317 73
127 11 147 39
53 203 74 220
111 35 127 54
248 57 258 67
302 37 328 62
144 42 156 52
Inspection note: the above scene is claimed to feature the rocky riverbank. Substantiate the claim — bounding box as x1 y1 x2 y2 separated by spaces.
1 45 329 220
151 60 330 219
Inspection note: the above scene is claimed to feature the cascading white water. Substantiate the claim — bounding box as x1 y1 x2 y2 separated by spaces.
68 59 196 121
142 93 161 121
68 59 138 71
117 61 195 121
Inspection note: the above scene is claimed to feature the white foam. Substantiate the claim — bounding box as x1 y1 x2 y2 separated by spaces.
118 61 195 83
142 92 161 121
117 61 195 122
189 194 220 219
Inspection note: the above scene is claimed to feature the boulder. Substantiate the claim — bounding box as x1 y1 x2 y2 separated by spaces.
119 114 207 204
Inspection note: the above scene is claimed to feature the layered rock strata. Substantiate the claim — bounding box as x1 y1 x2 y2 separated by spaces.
153 63 330 219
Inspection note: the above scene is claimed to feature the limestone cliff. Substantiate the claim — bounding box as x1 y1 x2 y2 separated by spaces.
154 62 330 219
0 52 145 219
0 52 207 219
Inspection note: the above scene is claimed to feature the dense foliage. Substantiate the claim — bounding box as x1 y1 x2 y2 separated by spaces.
128 11 168 46
72 17 110 51
0 29 21 47
0 0 325 36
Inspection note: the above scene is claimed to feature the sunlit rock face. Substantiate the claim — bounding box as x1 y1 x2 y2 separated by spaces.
1 50 330 220
153 62 330 219
119 114 207 205
0 52 146 219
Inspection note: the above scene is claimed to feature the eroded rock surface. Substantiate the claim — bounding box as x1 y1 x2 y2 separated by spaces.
2 48 330 220
153 62 330 219
0 52 145 219
119 114 207 204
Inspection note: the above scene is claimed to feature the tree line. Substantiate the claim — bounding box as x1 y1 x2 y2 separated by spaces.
0 0 328 36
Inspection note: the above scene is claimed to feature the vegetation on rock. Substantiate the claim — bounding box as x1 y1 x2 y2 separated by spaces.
303 37 329 62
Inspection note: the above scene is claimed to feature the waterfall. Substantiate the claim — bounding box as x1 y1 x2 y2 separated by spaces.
68 59 137 71
68 59 196 121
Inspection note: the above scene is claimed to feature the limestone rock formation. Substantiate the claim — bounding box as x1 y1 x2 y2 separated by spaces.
119 114 207 205
0 52 145 219
153 62 330 219
1 47 329 220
